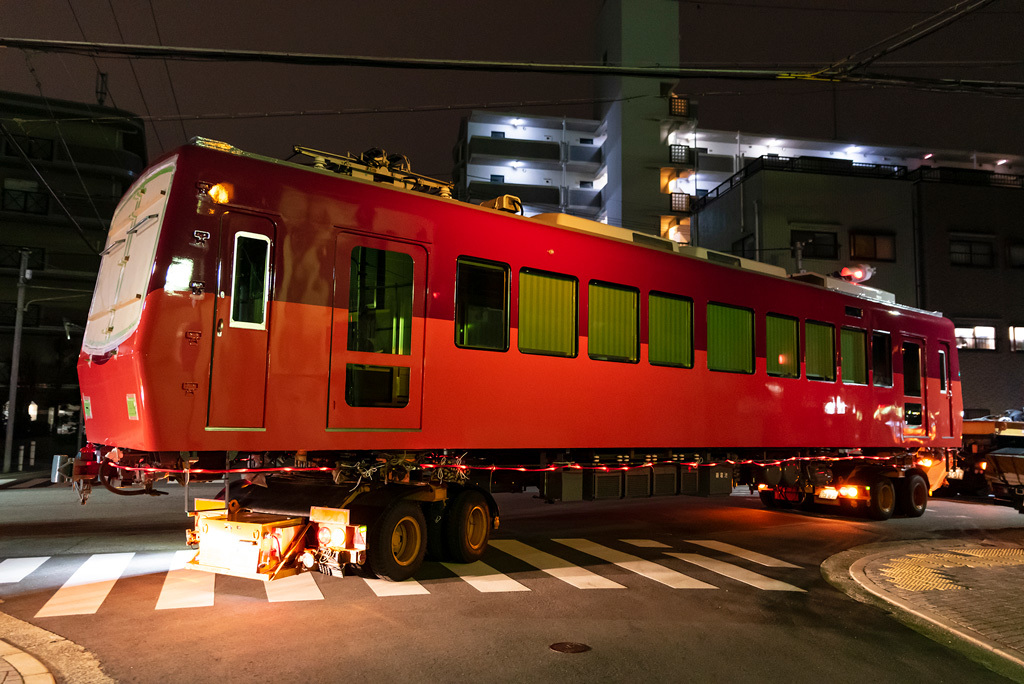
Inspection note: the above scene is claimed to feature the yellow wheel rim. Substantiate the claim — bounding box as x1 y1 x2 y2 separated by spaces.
391 515 422 567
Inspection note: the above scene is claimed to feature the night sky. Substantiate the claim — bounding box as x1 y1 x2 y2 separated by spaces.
2 0 1021 181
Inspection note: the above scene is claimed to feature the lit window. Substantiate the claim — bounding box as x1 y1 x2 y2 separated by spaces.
806 321 836 381
955 325 996 350
950 238 994 267
588 281 638 363
850 232 895 261
518 268 577 357
766 314 799 378
348 246 412 355
841 328 868 385
707 303 753 374
1011 326 1024 352
648 292 693 368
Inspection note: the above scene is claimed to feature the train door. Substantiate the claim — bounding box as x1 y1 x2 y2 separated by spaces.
208 212 275 428
327 231 426 430
901 338 927 438
937 342 954 437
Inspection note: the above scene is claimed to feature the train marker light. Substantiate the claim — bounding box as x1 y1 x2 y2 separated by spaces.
208 183 232 204
838 264 875 284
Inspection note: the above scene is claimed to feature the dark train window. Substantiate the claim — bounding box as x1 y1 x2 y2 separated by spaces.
455 258 509 351
766 313 799 378
649 292 693 368
518 268 577 357
872 332 893 387
938 349 948 392
707 302 753 373
805 321 835 381
588 281 638 363
903 342 922 397
230 232 271 328
841 328 868 385
347 246 413 355
345 364 410 408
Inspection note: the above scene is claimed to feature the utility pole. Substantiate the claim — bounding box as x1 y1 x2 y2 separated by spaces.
3 249 31 472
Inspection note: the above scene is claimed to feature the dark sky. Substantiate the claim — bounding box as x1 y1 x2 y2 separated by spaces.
2 0 1021 181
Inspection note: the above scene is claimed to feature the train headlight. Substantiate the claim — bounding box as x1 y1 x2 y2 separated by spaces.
207 183 232 204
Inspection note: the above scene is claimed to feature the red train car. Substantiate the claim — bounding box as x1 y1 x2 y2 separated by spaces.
75 138 962 581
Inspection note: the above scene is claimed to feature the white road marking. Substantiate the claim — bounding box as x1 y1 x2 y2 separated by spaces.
363 578 430 597
10 478 49 489
264 571 324 602
155 550 215 610
440 561 531 593
684 540 799 568
489 539 624 589
554 539 716 589
0 557 48 584
666 553 805 592
621 539 672 548
35 553 135 617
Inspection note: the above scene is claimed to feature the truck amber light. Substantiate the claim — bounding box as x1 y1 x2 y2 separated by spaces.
208 183 232 204
757 483 769 491
316 525 332 546
839 485 859 498
917 458 934 467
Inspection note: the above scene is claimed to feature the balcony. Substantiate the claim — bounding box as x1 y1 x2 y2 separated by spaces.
468 136 561 169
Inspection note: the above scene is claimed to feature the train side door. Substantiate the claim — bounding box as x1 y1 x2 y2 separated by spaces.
327 231 426 430
937 342 954 438
208 212 275 428
901 338 927 438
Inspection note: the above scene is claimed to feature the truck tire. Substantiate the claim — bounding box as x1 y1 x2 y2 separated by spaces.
443 489 491 563
868 478 896 521
898 474 928 518
368 500 427 581
758 489 778 508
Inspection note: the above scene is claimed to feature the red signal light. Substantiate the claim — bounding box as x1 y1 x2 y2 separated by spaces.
838 264 875 283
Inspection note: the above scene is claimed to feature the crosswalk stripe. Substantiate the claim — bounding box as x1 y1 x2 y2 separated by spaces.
440 561 531 593
685 540 799 568
363 578 430 597
156 550 215 610
0 557 48 584
35 553 136 617
621 539 672 548
554 539 716 590
10 478 49 489
264 571 324 602
666 553 805 592
489 539 624 589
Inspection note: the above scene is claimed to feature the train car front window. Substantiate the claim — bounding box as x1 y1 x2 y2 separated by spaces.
348 246 413 355
806 321 836 381
230 233 271 328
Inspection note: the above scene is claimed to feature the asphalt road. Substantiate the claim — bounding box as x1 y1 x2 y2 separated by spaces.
2 482 1023 683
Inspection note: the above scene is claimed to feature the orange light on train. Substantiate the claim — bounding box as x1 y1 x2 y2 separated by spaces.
207 183 232 204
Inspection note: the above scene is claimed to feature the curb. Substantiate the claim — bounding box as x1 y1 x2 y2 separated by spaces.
0 638 54 684
0 611 113 684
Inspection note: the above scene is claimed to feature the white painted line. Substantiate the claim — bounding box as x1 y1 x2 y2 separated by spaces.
685 540 799 568
35 552 135 617
667 553 805 592
10 478 49 489
264 571 324 602
489 539 624 589
0 478 14 486
621 539 672 549
155 550 215 610
0 557 48 583
440 561 531 593
555 539 716 589
363 578 430 597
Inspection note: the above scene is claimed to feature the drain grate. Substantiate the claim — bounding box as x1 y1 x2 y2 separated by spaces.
549 642 591 654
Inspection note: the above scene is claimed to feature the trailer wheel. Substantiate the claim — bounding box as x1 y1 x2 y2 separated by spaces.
868 478 896 521
443 490 491 563
368 500 426 581
898 474 928 518
758 489 778 508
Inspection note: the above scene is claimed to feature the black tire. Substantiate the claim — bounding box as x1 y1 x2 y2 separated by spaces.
368 500 426 581
868 477 896 521
759 488 778 508
898 473 928 518
443 490 491 563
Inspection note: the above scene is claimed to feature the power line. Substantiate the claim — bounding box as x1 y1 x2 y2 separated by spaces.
103 0 166 152
145 0 189 145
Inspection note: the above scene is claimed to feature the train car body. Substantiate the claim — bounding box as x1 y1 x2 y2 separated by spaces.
75 139 963 581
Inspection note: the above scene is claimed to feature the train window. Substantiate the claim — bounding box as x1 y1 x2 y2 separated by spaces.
805 321 836 381
872 332 893 387
766 314 799 378
518 268 578 357
347 246 413 355
345 364 410 408
588 281 638 363
938 349 948 393
648 292 693 368
230 232 271 329
455 258 509 351
707 302 753 374
903 342 922 397
841 328 868 385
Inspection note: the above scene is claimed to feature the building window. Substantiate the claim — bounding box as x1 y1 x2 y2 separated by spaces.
648 292 693 368
455 257 509 351
579 180 594 189
588 281 638 363
1010 327 1024 352
579 138 594 145
707 303 753 374
805 321 835 381
490 131 505 139
850 232 895 261
2 179 48 215
490 174 504 184
872 332 893 387
1009 244 1024 268
518 268 577 357
955 325 996 350
2 134 53 161
790 230 838 260
766 314 799 378
841 328 868 385
950 238 994 267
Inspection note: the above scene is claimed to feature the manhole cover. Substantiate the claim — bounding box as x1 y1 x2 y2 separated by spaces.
549 642 591 654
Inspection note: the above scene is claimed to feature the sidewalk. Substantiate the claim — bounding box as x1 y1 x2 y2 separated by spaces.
824 530 1024 683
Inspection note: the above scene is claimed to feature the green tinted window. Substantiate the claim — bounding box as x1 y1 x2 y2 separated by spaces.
588 281 638 362
347 246 413 355
841 328 868 385
767 314 799 378
648 292 693 368
707 303 753 373
806 321 835 381
518 269 577 357
456 258 509 351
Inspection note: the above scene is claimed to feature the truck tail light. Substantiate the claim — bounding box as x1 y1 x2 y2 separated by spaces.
316 525 333 547
839 485 859 498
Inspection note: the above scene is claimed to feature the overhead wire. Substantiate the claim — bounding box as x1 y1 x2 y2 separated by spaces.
103 0 166 151
145 0 189 145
